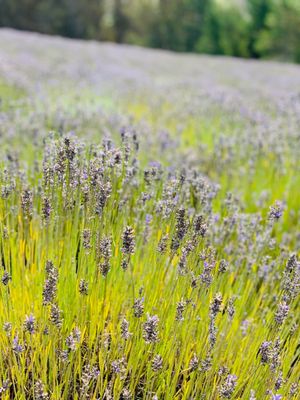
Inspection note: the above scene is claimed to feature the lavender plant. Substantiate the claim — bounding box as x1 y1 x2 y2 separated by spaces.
0 29 299 399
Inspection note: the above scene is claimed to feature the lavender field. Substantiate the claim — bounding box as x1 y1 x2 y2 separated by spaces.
0 29 299 399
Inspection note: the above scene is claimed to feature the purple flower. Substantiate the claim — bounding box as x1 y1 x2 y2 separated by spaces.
268 201 284 221
12 336 23 353
145 214 152 224
23 314 36 334
149 161 161 169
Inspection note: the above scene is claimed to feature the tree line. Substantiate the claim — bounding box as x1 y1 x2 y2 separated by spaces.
1 0 300 63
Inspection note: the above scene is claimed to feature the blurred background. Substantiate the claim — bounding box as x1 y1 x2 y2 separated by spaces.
1 0 300 63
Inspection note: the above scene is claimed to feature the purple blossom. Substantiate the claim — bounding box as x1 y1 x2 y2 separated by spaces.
272 394 282 400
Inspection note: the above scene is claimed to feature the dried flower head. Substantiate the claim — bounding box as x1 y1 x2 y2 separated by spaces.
0 379 10 395
49 303 63 329
219 374 238 398
98 236 112 277
3 322 12 336
42 196 52 222
121 318 132 340
274 301 289 325
79 279 88 295
219 259 228 273
189 353 199 371
175 299 186 321
42 261 58 305
210 293 223 317
151 354 163 372
143 314 159 344
65 327 81 352
111 357 127 377
157 234 169 253
121 388 132 400
23 314 36 334
82 228 91 250
133 297 144 318
122 226 135 255
34 380 49 400
12 335 23 354
268 201 284 222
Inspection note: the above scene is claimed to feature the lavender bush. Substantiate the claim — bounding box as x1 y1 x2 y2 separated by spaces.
0 29 299 399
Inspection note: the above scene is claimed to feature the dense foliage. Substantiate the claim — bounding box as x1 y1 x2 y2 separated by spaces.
0 29 299 399
1 0 300 62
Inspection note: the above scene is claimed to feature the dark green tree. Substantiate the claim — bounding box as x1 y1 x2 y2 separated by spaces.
255 0 300 62
113 0 130 43
247 0 273 57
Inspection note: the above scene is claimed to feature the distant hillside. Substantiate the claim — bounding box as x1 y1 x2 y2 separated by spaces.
1 28 300 108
